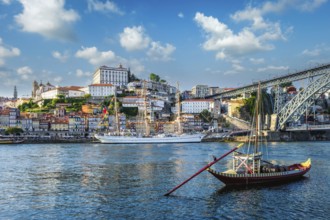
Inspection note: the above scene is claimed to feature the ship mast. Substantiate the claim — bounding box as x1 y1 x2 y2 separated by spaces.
255 82 261 153
253 82 262 174
114 87 120 134
176 82 182 134
143 80 150 136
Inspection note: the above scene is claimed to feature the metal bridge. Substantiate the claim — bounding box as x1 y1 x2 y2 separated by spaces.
208 63 330 99
208 63 330 131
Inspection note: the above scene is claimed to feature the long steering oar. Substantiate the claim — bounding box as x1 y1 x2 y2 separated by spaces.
164 143 244 196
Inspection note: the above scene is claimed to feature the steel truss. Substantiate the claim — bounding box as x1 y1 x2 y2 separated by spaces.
208 63 330 99
277 72 330 129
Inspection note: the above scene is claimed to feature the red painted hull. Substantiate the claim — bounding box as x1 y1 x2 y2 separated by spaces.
208 166 311 186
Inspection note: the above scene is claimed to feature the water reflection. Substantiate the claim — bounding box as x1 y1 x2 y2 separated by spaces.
0 142 329 219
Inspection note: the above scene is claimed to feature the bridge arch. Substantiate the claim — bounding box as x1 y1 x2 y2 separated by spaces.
277 72 330 130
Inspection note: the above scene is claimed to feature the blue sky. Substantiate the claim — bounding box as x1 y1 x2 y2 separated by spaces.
0 0 330 98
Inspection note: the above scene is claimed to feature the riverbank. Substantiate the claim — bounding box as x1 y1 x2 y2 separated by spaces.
4 129 330 144
202 130 330 142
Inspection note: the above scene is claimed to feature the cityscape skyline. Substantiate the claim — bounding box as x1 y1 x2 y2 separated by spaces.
1 0 330 98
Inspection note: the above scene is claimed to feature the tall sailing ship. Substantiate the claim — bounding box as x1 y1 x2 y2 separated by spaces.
94 82 205 144
207 83 311 186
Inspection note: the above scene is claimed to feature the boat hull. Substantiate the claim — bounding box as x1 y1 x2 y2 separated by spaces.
0 139 24 144
94 134 204 144
208 166 311 186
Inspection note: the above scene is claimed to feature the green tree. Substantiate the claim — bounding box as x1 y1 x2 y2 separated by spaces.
150 73 160 82
128 72 140 82
239 90 273 122
5 127 24 135
18 99 39 112
84 94 91 100
121 107 138 117
199 109 212 122
280 81 293 88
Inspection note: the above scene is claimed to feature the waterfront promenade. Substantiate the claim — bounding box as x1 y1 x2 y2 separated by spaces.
3 129 330 144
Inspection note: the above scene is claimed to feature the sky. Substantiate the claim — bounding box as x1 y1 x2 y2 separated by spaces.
0 0 330 98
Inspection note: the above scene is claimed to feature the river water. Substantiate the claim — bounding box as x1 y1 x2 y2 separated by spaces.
0 142 329 219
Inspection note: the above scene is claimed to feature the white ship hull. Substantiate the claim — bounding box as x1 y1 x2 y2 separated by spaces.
94 133 204 144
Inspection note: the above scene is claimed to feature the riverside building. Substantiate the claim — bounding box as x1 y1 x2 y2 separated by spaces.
92 65 129 87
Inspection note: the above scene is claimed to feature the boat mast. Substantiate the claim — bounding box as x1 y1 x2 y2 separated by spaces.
255 82 261 153
253 82 262 174
143 80 150 136
176 82 182 134
114 87 120 134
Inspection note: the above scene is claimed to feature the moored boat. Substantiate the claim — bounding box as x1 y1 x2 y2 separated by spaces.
164 83 311 196
0 138 24 144
207 158 311 186
95 81 205 144
94 133 204 144
207 82 311 186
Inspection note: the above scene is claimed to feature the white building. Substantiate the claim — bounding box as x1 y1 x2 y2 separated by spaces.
122 96 164 112
34 82 56 100
191 85 209 98
87 116 102 132
92 65 129 87
84 84 116 98
20 118 33 131
41 86 85 99
122 96 143 108
0 110 9 130
9 108 19 127
68 116 86 133
181 99 214 114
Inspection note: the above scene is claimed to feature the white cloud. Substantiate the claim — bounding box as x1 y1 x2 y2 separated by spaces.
257 65 289 72
302 49 321 57
75 46 116 66
178 12 184 18
250 58 265 64
52 51 69 62
126 59 145 75
75 46 145 74
301 44 330 57
17 66 33 80
15 0 80 41
1 0 12 4
224 62 245 75
147 41 176 61
76 69 92 77
87 0 124 15
54 76 63 83
119 26 150 51
0 38 20 66
297 0 327 12
194 12 273 60
194 0 326 61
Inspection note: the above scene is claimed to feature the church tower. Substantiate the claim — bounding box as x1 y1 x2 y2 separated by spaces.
13 85 17 99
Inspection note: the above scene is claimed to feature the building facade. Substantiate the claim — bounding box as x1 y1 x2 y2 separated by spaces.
85 84 116 98
181 99 214 114
191 85 209 98
41 87 85 99
92 65 129 87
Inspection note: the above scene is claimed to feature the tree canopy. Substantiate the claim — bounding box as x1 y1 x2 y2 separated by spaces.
5 127 23 135
150 73 166 83
199 109 212 122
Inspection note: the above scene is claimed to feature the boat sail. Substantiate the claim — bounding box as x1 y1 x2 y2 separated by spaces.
207 83 311 186
94 81 204 144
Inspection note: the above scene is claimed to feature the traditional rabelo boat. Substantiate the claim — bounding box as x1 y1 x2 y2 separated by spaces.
207 151 311 186
207 83 311 186
164 83 311 196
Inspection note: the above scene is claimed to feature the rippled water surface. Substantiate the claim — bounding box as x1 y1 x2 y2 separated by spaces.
0 142 329 219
